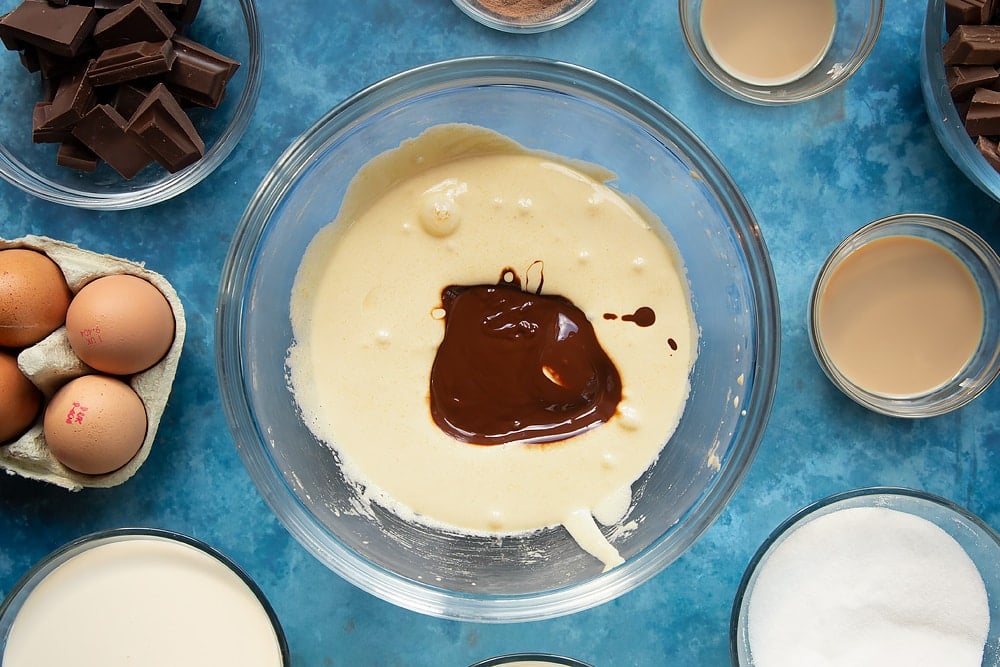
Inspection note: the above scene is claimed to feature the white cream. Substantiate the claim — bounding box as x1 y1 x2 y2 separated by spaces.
2 537 284 667
287 124 697 569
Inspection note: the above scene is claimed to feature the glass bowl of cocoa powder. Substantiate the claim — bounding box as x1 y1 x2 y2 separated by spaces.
451 0 597 33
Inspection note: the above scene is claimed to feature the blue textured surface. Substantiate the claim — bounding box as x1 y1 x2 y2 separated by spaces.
2 1 999 665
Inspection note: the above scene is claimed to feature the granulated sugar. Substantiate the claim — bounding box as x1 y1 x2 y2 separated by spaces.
747 506 990 666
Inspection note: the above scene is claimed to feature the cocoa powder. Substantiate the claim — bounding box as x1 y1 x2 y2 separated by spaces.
472 0 578 22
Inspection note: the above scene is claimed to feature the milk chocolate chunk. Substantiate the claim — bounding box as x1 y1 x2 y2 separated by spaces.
126 83 203 171
430 271 623 446
947 65 999 100
164 34 238 108
88 39 174 86
93 0 175 49
71 103 153 178
56 139 99 172
976 135 1000 171
0 0 96 58
947 0 984 33
944 24 1000 65
965 87 1000 135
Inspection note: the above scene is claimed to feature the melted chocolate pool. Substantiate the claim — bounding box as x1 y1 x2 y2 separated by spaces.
430 270 623 445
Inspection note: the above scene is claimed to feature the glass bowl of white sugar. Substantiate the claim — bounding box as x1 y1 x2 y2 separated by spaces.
731 487 1000 666
679 0 883 105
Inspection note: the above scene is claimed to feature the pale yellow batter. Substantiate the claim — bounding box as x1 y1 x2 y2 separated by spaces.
287 124 697 569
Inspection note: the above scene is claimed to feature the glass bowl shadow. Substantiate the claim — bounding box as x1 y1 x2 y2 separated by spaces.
216 55 780 623
679 0 883 105
921 0 1000 203
0 0 262 210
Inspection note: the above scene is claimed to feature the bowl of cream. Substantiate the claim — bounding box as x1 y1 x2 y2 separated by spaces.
0 528 289 667
731 487 1000 666
216 56 779 622
809 213 1000 417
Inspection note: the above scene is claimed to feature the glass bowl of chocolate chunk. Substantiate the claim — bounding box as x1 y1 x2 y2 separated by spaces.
922 0 1000 203
216 56 780 623
0 0 262 210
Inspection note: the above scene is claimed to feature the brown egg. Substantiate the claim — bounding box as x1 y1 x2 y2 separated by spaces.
43 374 147 475
0 351 42 442
0 249 73 348
66 274 175 375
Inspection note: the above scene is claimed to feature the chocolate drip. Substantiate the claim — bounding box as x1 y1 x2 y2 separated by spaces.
430 271 622 445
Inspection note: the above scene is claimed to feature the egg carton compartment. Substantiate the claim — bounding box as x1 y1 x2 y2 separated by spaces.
0 235 186 490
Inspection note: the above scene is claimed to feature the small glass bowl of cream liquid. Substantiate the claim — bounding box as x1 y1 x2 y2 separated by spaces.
0 529 289 667
679 0 884 104
809 214 1000 417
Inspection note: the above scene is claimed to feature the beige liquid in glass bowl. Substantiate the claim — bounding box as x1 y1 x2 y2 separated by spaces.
2 536 285 667
700 0 837 86
816 235 983 398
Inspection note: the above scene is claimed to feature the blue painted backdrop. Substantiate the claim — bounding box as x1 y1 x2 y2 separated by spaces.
1 1 998 665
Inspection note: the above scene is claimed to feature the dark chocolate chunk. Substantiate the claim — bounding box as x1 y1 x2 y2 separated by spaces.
18 45 38 72
32 102 71 142
71 103 153 178
112 83 149 118
174 0 200 25
966 87 1000 135
56 139 99 172
125 83 203 171
164 34 238 108
37 48 89 80
44 61 96 129
947 0 984 34
982 0 999 23
0 0 96 58
944 24 1000 65
976 136 1000 172
947 65 999 101
93 0 175 49
88 39 174 86
93 0 130 10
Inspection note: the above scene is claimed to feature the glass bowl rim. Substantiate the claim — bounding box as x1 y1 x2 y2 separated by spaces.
216 54 781 623
919 0 1000 203
729 485 1000 664
0 0 263 211
468 653 594 666
450 0 598 33
678 0 885 105
0 526 291 665
807 212 1000 417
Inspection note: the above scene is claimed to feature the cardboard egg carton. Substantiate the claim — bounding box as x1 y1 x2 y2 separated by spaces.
0 235 186 490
